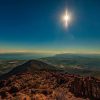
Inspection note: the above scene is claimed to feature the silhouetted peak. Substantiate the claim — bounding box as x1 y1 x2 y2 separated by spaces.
0 60 57 79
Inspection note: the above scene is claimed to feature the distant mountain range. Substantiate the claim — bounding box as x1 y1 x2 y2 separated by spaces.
0 53 51 60
54 53 100 59
0 53 100 60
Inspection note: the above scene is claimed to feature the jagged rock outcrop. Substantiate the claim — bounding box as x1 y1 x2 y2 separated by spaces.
70 76 100 99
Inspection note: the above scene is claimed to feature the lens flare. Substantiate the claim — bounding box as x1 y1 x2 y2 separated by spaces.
61 10 72 28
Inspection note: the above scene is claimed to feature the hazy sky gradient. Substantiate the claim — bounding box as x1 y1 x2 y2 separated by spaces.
0 0 100 54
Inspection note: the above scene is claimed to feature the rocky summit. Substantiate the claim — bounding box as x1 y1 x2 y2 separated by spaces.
0 60 100 100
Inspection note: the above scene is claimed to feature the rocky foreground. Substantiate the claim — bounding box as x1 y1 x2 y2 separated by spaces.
0 60 100 100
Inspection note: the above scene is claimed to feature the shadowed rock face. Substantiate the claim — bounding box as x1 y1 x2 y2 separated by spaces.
0 60 100 100
69 76 100 99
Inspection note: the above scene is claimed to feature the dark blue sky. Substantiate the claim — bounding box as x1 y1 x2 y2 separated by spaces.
0 0 100 54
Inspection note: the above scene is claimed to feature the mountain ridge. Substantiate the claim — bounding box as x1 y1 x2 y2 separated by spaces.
0 60 57 80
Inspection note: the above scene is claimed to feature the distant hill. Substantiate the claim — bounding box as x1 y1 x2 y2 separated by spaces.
54 53 100 59
0 60 57 79
40 53 100 78
0 53 51 60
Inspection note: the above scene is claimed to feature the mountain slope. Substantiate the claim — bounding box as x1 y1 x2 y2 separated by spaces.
0 60 57 79
0 60 100 100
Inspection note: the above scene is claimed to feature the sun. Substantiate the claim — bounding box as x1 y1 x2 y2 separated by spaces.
61 10 72 28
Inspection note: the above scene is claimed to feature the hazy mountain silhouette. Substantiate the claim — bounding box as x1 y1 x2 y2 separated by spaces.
0 60 57 79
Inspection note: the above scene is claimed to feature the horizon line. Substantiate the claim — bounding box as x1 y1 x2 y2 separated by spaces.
0 49 100 55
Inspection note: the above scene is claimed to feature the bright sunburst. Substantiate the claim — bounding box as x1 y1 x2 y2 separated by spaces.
61 10 72 28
